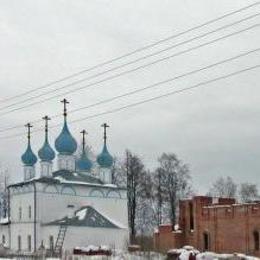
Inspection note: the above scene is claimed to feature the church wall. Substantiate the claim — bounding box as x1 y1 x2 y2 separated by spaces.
9 191 35 223
0 224 9 247
37 183 128 228
10 223 35 252
7 181 128 252
42 225 128 251
8 186 38 251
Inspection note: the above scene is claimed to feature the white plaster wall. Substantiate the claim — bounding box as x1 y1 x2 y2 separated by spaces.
8 182 129 251
10 223 34 252
38 192 127 227
38 184 128 228
9 187 41 251
10 191 34 222
42 225 128 251
0 225 9 247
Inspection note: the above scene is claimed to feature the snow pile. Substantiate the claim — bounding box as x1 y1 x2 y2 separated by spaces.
174 224 180 230
73 245 112 256
198 252 259 260
54 176 65 182
76 208 88 220
75 245 100 252
113 251 164 260
0 217 9 224
154 227 159 234
168 246 259 260
196 252 230 260
168 246 199 259
103 184 118 188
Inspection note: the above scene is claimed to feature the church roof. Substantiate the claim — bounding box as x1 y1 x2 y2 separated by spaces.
55 120 77 155
97 143 113 168
44 206 124 229
38 116 56 162
21 142 37 166
7 176 126 192
76 150 93 172
52 169 103 185
38 139 55 162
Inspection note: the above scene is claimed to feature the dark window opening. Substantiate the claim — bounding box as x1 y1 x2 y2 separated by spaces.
254 231 259 251
18 207 22 220
18 235 21 251
2 235 5 245
189 202 194 230
28 206 32 219
203 232 210 251
49 236 54 251
28 235 31 252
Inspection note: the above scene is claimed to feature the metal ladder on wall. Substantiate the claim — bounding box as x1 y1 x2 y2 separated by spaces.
54 224 68 256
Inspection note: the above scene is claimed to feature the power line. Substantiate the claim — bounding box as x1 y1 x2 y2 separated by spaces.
0 47 259 133
1 13 260 112
1 1 260 104
0 23 259 117
64 65 260 124
1 64 259 140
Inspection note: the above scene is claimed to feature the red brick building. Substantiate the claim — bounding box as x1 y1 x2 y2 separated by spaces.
154 196 260 257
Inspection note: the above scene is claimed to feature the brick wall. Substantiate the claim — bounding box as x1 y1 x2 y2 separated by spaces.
154 224 184 252
153 196 260 257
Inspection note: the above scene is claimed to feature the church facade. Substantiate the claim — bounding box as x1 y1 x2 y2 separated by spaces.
0 100 129 254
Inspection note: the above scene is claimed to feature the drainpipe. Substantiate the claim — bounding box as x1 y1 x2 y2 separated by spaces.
7 186 11 249
33 182 37 252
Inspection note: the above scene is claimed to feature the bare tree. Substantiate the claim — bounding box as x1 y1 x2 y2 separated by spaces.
136 170 155 236
239 183 259 202
155 169 163 226
113 153 156 238
208 176 237 198
111 156 126 187
124 150 147 243
156 153 191 228
0 167 8 218
153 168 168 226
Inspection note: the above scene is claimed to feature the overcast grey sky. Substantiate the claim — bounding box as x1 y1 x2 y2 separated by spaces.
0 0 259 193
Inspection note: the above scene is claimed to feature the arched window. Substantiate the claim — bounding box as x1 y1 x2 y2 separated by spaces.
254 231 259 251
2 235 5 245
18 207 22 220
27 235 31 251
28 206 32 219
203 232 210 251
49 236 54 251
18 235 21 251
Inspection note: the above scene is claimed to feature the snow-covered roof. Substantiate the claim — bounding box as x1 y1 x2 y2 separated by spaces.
203 201 260 209
0 217 9 225
52 169 103 185
8 170 126 190
44 205 126 229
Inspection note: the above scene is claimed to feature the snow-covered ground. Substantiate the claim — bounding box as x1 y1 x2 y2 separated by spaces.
168 246 260 260
0 246 258 259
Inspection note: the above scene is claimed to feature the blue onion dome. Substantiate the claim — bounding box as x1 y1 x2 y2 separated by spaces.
38 139 55 162
21 142 37 166
55 120 77 155
76 150 93 172
97 143 113 168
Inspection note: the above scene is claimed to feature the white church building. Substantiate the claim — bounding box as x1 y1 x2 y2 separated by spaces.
0 99 129 254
